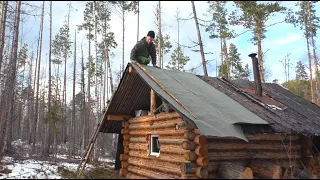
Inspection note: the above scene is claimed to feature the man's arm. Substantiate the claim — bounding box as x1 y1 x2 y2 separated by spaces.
150 44 157 66
130 42 139 60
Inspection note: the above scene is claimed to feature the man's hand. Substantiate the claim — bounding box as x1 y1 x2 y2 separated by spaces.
153 64 160 69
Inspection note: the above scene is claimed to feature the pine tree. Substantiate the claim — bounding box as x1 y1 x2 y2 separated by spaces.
166 46 190 71
295 61 308 81
153 34 172 68
228 43 246 79
230 1 286 83
206 1 233 79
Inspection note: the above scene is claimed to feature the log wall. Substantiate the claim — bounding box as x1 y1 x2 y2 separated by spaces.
118 112 208 179
206 134 304 179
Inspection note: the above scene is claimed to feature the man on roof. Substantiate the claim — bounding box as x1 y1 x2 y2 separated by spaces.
130 30 159 68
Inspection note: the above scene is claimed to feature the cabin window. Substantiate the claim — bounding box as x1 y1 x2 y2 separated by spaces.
150 135 160 156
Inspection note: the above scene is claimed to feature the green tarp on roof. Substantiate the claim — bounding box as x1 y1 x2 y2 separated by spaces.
132 64 269 141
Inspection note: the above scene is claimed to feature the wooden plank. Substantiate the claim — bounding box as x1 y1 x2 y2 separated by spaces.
107 114 132 121
129 150 191 163
127 157 181 175
206 134 300 141
127 172 148 179
208 151 301 160
129 119 193 130
127 165 180 179
207 142 301 151
128 112 181 124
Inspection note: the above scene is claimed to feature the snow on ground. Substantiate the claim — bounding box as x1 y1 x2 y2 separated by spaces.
0 155 115 179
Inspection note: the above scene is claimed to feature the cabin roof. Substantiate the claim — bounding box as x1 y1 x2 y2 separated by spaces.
99 63 320 140
99 63 268 141
202 76 320 136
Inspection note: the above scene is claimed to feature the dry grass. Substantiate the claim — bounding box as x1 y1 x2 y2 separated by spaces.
60 167 124 179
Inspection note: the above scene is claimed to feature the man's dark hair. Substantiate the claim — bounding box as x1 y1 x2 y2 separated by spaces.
147 30 155 39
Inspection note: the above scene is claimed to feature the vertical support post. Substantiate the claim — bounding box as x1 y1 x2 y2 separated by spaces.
150 89 157 115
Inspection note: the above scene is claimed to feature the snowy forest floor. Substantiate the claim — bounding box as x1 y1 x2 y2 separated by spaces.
0 140 122 179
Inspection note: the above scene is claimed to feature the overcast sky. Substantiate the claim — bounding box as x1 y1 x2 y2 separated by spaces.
21 1 320 101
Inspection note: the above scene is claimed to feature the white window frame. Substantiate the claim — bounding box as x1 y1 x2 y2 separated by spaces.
149 134 160 157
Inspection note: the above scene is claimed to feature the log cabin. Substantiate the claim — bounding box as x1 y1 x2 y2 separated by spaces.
99 54 320 179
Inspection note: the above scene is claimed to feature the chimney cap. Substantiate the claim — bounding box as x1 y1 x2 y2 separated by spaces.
248 53 257 58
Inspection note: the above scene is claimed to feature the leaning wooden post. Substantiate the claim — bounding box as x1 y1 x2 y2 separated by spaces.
150 89 157 115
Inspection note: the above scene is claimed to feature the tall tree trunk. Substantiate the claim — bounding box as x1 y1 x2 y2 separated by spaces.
137 1 139 42
104 42 114 95
191 1 208 77
0 1 21 159
177 10 180 71
307 1 319 104
33 1 45 154
303 6 315 102
257 22 265 83
43 0 53 158
157 1 161 67
81 42 87 152
0 1 8 76
223 38 230 80
219 37 223 76
122 3 125 73
27 52 34 144
72 29 76 156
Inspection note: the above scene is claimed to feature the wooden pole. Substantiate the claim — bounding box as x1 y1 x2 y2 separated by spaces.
150 89 157 115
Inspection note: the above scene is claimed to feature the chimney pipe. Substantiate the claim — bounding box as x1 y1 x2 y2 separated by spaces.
249 53 262 96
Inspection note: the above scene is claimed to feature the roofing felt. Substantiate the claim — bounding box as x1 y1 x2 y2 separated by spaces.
202 77 320 136
100 63 269 141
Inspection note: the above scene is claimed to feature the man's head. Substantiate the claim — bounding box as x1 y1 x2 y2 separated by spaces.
146 30 155 44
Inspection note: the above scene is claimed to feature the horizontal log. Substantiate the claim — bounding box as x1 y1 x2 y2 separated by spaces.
196 167 208 178
194 135 207 145
129 118 189 130
193 129 200 135
129 129 196 140
129 142 148 151
128 112 181 124
123 141 129 146
121 129 129 134
160 144 190 154
126 172 148 179
180 163 197 174
120 154 129 161
158 138 187 145
119 168 128 177
108 114 132 121
181 174 198 179
129 128 189 136
195 146 208 157
127 157 181 175
206 134 300 141
121 161 128 168
208 151 301 160
127 165 179 179
130 137 147 143
182 141 197 150
123 135 130 141
207 142 301 151
129 150 191 163
196 157 209 167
